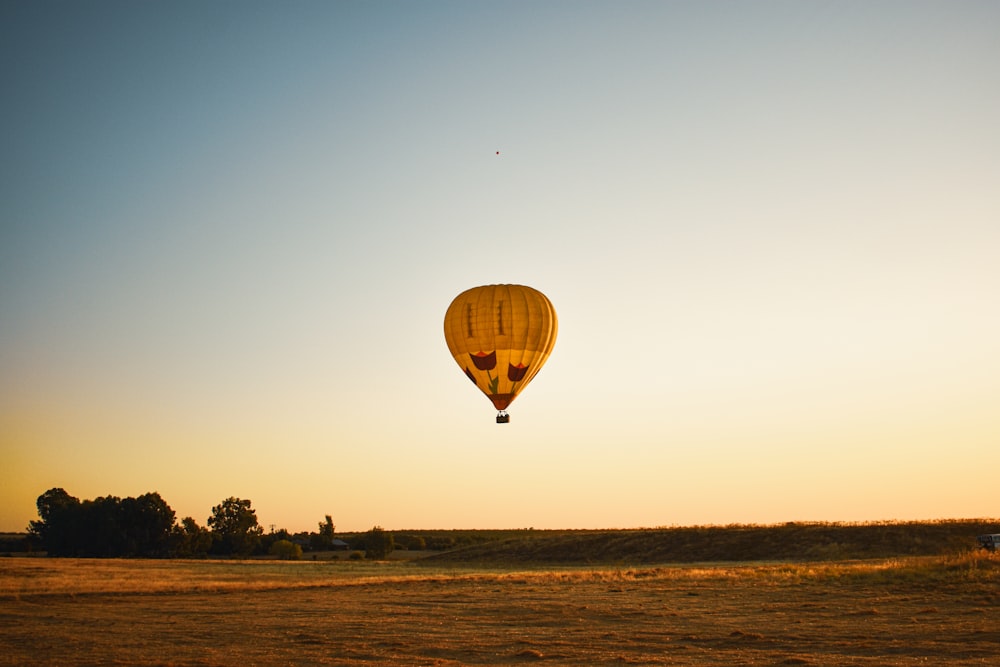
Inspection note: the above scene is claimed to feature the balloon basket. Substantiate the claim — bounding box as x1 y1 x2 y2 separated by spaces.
496 411 510 424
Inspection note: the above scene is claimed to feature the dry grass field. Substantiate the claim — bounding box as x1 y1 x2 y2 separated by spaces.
2 553 998 666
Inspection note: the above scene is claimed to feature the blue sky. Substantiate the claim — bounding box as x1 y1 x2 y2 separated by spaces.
2 1 998 533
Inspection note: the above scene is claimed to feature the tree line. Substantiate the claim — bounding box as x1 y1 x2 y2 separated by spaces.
25 487 387 559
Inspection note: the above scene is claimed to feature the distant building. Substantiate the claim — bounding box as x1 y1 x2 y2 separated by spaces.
976 534 1000 551
331 539 351 551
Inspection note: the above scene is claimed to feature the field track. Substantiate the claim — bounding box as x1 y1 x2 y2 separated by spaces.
2 555 998 665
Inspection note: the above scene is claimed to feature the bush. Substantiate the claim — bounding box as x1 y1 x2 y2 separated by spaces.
395 534 426 551
364 526 394 560
269 539 302 560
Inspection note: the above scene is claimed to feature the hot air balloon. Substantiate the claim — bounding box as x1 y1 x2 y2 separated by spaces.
443 284 557 423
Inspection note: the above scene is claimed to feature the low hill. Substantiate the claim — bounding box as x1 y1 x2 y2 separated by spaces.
416 520 999 566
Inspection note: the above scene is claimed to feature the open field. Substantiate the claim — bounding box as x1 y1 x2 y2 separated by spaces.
2 553 998 666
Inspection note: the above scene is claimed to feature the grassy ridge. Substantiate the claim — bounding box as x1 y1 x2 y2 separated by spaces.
415 520 1000 565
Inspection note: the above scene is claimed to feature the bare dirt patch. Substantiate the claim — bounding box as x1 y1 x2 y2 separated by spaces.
1 555 998 665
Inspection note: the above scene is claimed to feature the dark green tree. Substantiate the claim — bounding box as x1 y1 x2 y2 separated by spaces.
172 517 212 557
29 488 182 558
28 488 81 555
27 489 178 557
312 515 336 550
120 492 176 557
364 525 394 560
83 496 126 556
207 497 263 557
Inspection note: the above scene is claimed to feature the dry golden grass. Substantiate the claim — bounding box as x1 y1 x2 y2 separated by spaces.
2 553 998 665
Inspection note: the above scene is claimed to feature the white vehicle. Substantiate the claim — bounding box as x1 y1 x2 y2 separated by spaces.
976 534 1000 551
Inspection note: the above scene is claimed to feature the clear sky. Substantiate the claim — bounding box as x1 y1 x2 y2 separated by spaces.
2 1 998 534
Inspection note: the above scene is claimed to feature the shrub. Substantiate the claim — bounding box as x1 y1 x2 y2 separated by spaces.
269 539 302 560
364 526 394 560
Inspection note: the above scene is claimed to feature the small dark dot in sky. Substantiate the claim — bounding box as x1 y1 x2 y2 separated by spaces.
496 151 500 155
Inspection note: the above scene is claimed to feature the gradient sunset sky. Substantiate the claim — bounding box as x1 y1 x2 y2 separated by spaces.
2 1 998 534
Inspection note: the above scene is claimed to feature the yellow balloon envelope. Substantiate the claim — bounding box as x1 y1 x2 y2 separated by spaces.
444 284 557 422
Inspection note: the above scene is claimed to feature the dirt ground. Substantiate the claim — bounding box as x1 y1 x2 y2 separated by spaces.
2 558 998 665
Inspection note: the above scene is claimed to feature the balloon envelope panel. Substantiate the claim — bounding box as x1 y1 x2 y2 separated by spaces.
443 284 557 410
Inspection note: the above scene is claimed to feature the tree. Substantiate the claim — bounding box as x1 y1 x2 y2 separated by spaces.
207 497 263 557
119 492 176 557
28 488 81 555
172 517 212 557
28 489 181 557
312 515 336 551
82 495 126 557
269 539 302 560
364 525 394 560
